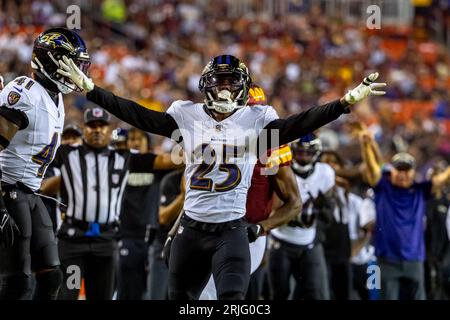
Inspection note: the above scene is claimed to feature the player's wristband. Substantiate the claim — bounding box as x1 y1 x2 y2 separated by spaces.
339 97 352 113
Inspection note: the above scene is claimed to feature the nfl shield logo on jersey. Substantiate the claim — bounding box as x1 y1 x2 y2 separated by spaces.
9 190 17 200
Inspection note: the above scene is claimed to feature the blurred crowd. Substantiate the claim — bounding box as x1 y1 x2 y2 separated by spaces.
1 0 450 301
1 0 450 173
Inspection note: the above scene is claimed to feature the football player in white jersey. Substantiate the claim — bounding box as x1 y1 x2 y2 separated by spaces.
0 28 90 300
57 54 386 299
269 133 335 299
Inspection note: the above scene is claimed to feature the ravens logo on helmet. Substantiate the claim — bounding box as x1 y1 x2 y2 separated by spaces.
31 27 90 94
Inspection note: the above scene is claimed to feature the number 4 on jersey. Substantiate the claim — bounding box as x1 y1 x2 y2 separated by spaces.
31 132 59 177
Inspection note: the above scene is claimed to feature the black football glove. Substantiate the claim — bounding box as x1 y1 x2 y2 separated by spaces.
312 191 335 225
247 224 263 243
295 208 317 228
0 207 20 248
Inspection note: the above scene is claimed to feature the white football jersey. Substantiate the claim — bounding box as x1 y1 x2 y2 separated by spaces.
0 76 64 191
349 196 376 265
271 162 335 246
167 100 278 223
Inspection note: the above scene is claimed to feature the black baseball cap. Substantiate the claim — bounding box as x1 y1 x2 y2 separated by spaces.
84 107 111 125
63 123 82 137
391 152 416 171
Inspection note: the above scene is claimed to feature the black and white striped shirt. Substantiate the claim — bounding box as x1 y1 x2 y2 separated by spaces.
52 144 133 224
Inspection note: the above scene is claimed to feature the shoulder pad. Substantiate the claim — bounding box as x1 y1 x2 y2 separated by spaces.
169 100 196 108
2 76 38 107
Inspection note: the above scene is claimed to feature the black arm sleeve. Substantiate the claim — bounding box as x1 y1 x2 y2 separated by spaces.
86 86 179 138
264 99 349 146
50 145 68 169
129 153 157 173
0 105 29 130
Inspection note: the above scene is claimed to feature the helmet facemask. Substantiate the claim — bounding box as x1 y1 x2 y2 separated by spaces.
31 51 90 95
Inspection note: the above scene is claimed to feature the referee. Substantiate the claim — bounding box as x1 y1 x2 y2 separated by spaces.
45 108 125 300
40 108 163 300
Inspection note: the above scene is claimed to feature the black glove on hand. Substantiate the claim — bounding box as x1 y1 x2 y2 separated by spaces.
0 207 20 248
247 224 263 243
313 190 335 225
296 207 317 228
312 191 328 209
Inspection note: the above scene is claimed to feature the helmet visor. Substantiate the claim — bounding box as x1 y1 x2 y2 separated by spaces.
76 58 91 74
202 71 245 91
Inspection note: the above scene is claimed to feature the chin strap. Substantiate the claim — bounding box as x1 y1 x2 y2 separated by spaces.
292 160 315 179
205 89 245 114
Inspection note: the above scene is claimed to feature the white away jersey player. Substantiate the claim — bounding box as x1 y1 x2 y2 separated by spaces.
167 100 278 223
349 195 376 265
0 76 64 191
271 162 335 245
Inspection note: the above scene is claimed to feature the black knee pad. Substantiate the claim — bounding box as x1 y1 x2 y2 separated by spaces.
33 267 63 300
218 291 245 300
0 273 32 300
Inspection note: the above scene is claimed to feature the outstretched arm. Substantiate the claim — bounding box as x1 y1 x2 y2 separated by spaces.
264 73 386 146
154 153 184 170
265 99 349 146
57 57 178 138
359 131 382 187
86 86 178 138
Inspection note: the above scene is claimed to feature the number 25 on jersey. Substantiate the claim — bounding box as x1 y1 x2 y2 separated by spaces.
190 144 244 192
